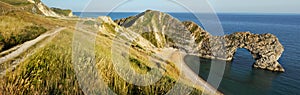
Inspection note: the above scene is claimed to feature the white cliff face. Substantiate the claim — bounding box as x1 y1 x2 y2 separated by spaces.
26 0 61 17
27 0 35 3
36 2 61 17
68 12 73 17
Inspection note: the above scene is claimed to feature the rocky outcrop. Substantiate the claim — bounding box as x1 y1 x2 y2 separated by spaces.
182 21 285 72
195 32 285 72
114 10 285 72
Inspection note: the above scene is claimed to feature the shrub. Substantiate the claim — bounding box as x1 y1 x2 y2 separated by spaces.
51 7 72 16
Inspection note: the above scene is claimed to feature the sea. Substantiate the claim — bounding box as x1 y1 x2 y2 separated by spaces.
74 12 300 95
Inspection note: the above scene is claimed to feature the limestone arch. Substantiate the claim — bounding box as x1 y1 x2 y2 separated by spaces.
225 32 285 72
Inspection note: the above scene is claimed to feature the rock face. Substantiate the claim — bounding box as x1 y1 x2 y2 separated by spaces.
196 32 285 72
97 16 156 52
183 22 285 72
227 32 284 72
115 10 285 72
26 0 61 17
182 21 211 44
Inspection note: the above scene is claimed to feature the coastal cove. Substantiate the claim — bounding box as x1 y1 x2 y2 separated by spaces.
74 12 300 95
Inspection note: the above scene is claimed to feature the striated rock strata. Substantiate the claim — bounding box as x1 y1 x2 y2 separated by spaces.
115 10 195 51
115 10 285 72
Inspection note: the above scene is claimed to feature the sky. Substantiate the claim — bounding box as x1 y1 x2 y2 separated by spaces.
42 0 300 13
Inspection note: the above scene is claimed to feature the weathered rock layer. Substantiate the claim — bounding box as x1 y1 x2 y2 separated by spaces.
115 10 195 51
197 32 284 72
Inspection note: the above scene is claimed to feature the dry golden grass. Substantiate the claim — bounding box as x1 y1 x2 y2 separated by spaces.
0 29 84 94
0 10 76 51
0 25 204 94
0 16 46 51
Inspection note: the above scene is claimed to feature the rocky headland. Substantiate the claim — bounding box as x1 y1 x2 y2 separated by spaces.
114 10 285 72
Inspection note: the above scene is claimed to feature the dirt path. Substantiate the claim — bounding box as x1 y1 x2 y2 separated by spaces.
154 48 222 95
0 27 65 76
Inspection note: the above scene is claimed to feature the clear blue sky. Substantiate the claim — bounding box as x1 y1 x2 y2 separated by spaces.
42 0 300 13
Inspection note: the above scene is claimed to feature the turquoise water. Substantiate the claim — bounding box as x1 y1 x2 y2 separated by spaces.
74 12 300 95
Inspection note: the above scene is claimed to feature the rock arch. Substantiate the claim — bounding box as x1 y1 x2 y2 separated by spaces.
198 32 285 72
228 32 284 72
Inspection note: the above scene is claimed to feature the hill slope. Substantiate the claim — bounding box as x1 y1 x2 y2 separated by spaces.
0 2 221 94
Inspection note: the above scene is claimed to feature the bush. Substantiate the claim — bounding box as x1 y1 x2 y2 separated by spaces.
51 7 72 16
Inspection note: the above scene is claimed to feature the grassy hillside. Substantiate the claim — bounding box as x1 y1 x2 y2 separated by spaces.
0 18 207 95
0 29 84 94
0 15 47 51
0 1 216 94
0 25 204 94
0 9 73 51
0 0 32 6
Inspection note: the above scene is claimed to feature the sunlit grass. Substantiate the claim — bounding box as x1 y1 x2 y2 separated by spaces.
0 11 76 51
0 24 205 94
0 16 47 51
0 29 84 94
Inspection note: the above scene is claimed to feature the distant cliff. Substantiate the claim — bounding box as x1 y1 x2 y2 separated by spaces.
115 10 285 72
50 7 73 17
0 0 73 17
26 0 73 17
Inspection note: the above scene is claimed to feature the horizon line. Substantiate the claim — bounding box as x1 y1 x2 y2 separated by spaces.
72 11 300 15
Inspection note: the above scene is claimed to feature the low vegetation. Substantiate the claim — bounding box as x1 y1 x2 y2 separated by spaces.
51 7 72 16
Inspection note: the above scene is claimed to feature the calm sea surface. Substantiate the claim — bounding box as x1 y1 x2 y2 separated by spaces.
74 12 300 95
